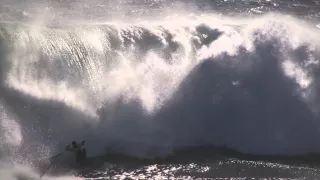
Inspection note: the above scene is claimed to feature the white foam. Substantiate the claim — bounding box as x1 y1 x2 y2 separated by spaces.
1 12 320 158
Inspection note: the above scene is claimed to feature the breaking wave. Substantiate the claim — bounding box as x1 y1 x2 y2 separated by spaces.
1 13 320 169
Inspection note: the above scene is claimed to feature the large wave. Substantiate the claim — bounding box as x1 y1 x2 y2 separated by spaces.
1 13 320 171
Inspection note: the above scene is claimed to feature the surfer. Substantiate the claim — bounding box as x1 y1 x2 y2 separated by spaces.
39 141 87 178
66 140 87 164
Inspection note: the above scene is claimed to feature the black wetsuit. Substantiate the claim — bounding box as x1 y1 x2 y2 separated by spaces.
76 148 87 163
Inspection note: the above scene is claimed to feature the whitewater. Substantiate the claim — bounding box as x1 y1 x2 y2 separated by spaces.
1 0 320 179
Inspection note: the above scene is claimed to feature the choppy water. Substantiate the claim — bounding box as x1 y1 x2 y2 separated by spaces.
1 0 320 179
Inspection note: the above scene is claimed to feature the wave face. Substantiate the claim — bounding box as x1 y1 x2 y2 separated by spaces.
1 11 320 164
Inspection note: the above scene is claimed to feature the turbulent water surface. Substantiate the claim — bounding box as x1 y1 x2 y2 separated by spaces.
1 0 320 179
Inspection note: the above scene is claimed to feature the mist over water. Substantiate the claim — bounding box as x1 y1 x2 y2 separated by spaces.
1 0 320 179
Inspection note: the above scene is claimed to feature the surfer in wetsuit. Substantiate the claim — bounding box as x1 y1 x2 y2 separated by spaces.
66 140 87 164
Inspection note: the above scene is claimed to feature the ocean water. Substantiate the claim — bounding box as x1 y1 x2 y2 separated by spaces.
1 0 320 179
